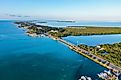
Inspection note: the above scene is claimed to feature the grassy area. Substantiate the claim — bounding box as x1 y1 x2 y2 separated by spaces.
49 27 121 37
78 43 121 67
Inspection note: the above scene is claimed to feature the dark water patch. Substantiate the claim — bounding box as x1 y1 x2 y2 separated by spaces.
74 58 107 80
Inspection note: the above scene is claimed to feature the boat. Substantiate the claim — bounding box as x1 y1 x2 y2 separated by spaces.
78 76 92 80
97 70 119 80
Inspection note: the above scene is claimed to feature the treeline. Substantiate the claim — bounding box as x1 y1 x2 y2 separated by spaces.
78 43 121 67
51 27 121 37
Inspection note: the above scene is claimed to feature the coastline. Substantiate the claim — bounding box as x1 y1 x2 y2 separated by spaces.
49 35 121 70
15 21 121 70
48 35 121 80
15 21 121 79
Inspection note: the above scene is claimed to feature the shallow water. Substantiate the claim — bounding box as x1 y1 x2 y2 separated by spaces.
63 34 121 46
0 21 106 80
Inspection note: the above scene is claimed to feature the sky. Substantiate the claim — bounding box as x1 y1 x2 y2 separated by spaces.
0 0 121 21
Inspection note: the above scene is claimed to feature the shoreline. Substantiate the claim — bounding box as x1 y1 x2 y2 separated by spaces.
51 36 121 70
15 21 121 71
15 21 121 79
48 34 121 80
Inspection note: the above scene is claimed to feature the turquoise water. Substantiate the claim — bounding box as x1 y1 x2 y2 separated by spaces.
63 34 121 46
0 21 106 80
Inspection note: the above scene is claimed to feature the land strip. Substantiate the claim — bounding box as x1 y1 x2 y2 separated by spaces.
15 21 121 74
49 26 121 37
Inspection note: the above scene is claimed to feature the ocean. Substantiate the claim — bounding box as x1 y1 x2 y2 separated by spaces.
0 20 115 80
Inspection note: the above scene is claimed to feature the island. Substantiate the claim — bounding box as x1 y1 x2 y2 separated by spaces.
56 20 75 23
15 21 121 80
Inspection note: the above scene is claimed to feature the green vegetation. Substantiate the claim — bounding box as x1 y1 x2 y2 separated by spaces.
15 22 121 67
15 22 121 37
49 26 121 67
49 27 121 37
78 43 121 67
15 21 64 35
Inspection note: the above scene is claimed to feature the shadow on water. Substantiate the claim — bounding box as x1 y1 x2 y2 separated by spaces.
118 74 121 80
74 59 106 80
75 66 103 80
74 64 83 80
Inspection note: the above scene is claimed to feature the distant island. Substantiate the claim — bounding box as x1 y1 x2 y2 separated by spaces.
38 21 47 23
56 20 75 23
